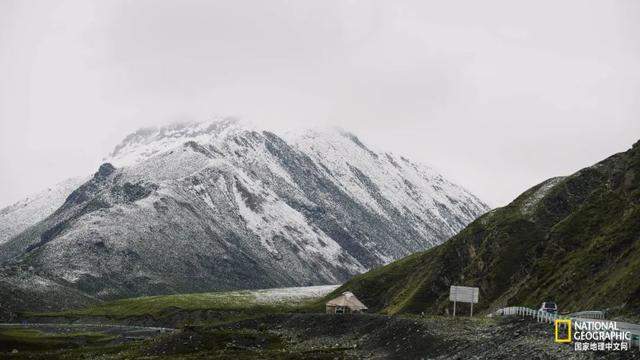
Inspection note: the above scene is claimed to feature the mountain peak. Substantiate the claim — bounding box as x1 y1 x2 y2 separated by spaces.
106 117 255 167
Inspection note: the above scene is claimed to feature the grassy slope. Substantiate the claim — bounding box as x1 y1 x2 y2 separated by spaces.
0 328 116 352
31 287 334 320
328 140 640 316
39 292 279 317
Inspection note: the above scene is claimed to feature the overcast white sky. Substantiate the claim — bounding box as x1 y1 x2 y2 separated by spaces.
1 0 639 208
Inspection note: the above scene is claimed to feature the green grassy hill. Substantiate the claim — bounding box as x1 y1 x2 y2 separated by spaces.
329 140 640 316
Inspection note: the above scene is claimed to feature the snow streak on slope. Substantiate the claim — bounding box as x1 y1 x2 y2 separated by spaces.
520 177 565 216
0 177 86 244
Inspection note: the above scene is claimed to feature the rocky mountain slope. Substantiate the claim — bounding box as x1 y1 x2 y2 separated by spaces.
0 119 487 311
331 140 640 316
0 177 86 244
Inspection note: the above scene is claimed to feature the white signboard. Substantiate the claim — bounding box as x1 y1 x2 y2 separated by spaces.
449 285 479 317
449 285 479 303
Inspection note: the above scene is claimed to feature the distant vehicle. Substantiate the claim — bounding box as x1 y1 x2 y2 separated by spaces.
539 301 558 314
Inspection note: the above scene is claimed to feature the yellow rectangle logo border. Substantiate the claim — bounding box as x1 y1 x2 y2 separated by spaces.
554 319 572 343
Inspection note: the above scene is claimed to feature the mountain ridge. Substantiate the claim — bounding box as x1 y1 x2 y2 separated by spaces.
0 177 87 245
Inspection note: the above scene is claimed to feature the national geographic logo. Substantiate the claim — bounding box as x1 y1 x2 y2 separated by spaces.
554 319 635 352
554 319 572 343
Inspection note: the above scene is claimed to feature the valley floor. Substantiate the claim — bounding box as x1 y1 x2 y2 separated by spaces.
2 286 639 359
2 314 639 359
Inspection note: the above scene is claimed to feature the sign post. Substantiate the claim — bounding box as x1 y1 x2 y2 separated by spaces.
449 285 479 317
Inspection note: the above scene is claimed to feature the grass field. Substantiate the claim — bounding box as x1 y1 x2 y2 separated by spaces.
31 285 339 319
0 328 117 352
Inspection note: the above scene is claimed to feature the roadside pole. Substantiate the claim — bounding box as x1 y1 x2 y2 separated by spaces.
453 300 457 317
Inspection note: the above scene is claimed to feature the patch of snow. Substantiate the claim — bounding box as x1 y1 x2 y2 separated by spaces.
521 177 565 215
251 284 341 304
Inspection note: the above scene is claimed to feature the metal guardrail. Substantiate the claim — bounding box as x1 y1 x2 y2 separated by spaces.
493 307 640 347
568 311 605 319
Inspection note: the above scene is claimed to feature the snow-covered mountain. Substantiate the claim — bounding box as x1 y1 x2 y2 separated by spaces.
0 119 488 305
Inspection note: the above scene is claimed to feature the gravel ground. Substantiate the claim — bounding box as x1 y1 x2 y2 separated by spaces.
211 314 640 359
3 314 640 359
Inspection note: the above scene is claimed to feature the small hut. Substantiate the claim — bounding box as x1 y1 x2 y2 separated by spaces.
325 291 368 314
